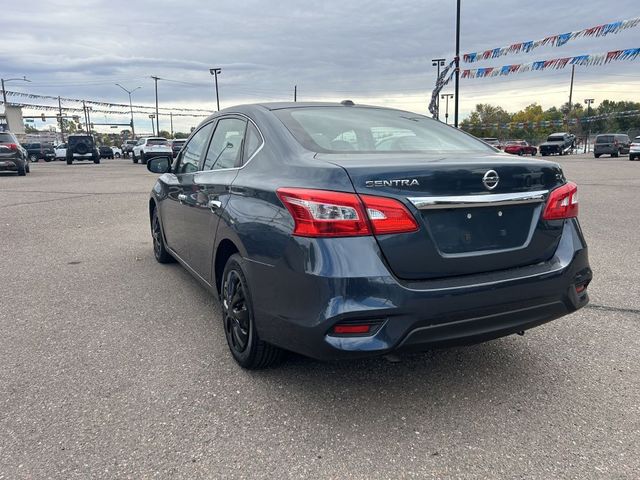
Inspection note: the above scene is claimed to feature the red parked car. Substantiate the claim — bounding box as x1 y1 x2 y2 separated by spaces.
504 140 537 156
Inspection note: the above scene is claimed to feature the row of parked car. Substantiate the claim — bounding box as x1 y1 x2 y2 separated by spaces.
482 132 640 159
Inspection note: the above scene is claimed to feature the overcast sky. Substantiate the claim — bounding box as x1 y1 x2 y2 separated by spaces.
2 0 639 133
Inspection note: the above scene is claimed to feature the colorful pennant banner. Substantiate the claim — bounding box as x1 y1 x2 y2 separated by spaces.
461 48 640 79
463 17 640 63
3 90 210 113
0 100 209 117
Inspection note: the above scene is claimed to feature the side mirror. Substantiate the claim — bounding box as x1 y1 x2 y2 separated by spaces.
147 156 171 174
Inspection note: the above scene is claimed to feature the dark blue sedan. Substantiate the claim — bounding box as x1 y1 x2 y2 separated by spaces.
146 102 591 369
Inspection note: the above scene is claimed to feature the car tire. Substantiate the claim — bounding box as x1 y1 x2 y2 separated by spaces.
66 158 73 165
141 152 147 165
221 254 284 369
29 154 38 162
132 152 139 164
613 150 620 158
94 157 100 164
517 150 523 156
17 163 26 176
25 162 30 173
594 154 600 158
151 208 175 264
115 153 121 158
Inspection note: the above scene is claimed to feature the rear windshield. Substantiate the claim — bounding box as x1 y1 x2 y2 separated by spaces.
148 139 168 146
0 133 15 142
547 136 565 142
596 135 614 143
274 107 494 154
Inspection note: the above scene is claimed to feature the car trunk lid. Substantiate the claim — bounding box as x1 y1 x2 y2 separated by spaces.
318 153 566 280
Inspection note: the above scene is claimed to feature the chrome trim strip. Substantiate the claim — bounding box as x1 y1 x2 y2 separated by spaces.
408 190 548 210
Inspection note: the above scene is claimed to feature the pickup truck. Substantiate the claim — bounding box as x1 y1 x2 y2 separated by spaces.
539 133 575 156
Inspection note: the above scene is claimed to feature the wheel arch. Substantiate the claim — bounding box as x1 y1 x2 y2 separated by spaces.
213 238 242 294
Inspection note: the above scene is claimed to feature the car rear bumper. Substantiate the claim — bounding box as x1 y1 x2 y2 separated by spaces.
247 218 591 360
0 154 24 171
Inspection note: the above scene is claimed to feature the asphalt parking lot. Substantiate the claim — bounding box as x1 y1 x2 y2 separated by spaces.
1 153 638 479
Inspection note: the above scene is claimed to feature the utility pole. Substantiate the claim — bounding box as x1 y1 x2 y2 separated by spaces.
87 106 93 134
149 114 156 136
82 100 89 134
151 76 160 135
441 93 454 125
454 0 461 128
170 112 174 137
209 68 222 111
1 76 30 131
584 98 595 153
58 96 65 141
566 65 575 131
294 85 297 102
431 58 446 120
115 84 141 139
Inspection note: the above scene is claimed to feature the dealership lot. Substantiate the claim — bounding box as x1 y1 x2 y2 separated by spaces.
0 154 638 478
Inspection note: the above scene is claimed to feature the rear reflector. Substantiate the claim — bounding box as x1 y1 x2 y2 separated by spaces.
1 143 18 151
276 188 418 237
542 182 578 220
332 324 371 334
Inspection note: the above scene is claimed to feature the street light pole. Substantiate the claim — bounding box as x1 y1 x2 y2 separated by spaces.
115 84 141 139
150 76 161 135
454 0 461 128
1 76 31 131
584 98 594 153
209 68 222 111
149 114 156 136
431 58 445 120
441 94 454 125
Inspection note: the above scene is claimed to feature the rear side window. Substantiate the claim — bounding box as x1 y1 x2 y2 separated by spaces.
242 122 262 164
596 135 613 143
0 133 14 142
274 107 493 154
202 118 247 170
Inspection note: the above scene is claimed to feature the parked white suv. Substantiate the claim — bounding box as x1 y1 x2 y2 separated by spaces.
54 143 67 160
132 137 172 164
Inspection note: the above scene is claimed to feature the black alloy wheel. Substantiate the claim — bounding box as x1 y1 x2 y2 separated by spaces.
151 209 174 264
221 254 283 369
223 270 251 354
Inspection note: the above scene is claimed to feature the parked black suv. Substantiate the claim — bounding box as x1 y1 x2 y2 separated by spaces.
0 131 30 176
66 135 100 164
23 142 55 162
594 134 631 158
539 133 575 156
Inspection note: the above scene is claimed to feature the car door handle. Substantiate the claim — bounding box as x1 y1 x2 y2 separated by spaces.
207 199 222 211
178 194 187 203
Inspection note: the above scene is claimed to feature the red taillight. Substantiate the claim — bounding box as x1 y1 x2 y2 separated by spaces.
2 143 18 151
542 182 579 220
276 188 371 237
359 194 418 235
276 188 418 237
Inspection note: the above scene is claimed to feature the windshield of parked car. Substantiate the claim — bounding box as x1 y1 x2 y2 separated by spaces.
547 135 565 142
147 139 168 146
506 141 525 146
274 107 494 154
